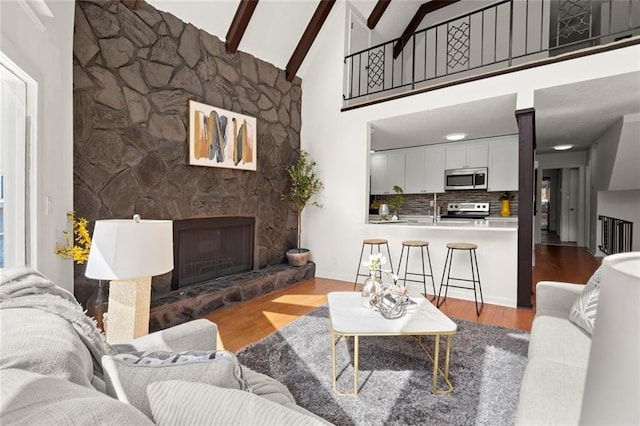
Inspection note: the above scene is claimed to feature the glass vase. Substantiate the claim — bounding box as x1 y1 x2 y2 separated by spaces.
361 272 380 308
86 280 109 332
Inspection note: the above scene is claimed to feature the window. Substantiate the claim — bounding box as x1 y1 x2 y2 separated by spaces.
1 56 30 268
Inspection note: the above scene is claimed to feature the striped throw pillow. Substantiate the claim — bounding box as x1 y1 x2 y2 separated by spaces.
569 266 603 336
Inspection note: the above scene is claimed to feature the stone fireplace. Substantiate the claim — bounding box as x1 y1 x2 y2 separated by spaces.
71 1 304 309
172 217 255 290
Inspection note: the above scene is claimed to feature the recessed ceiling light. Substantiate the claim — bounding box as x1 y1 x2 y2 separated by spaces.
553 144 573 151
446 133 467 141
370 149 375 153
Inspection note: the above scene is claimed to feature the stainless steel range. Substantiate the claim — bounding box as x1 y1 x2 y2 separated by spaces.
441 202 490 220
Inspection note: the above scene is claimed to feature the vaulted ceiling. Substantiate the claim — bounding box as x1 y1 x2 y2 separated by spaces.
144 0 439 79
139 1 640 154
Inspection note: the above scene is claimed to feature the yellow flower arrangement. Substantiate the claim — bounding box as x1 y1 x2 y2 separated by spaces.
54 212 91 264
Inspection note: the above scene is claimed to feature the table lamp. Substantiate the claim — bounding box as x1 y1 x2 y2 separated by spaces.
85 214 173 344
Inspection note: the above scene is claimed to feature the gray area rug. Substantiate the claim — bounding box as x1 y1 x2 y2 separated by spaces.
236 305 529 426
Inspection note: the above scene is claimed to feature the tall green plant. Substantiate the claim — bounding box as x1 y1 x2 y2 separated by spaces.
282 150 323 251
388 185 404 214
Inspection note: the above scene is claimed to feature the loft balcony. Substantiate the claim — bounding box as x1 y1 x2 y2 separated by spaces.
343 0 640 109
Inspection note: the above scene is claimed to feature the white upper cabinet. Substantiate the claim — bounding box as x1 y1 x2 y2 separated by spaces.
405 145 445 194
370 151 406 194
487 135 519 191
444 141 488 169
371 136 516 196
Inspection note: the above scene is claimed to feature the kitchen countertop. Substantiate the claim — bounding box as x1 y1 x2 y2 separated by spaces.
367 215 518 231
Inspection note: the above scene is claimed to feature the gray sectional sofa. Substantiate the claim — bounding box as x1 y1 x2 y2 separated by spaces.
0 268 328 425
515 280 591 424
516 252 640 425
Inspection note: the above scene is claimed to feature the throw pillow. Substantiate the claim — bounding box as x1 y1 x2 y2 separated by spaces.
147 380 328 426
102 350 249 419
569 266 603 335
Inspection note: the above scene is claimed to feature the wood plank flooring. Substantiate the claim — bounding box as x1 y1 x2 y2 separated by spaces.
204 245 601 353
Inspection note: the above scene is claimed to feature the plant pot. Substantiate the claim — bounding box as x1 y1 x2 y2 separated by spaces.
286 248 310 267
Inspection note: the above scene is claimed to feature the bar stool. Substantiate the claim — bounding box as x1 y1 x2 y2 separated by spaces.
353 238 393 290
437 242 483 316
397 240 436 300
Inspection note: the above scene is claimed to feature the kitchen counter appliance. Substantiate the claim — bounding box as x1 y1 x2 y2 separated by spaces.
441 202 490 220
444 167 488 191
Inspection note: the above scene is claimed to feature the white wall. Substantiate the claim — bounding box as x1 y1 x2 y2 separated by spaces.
596 190 640 256
0 1 75 290
537 150 588 169
609 113 640 190
300 1 640 283
591 117 623 191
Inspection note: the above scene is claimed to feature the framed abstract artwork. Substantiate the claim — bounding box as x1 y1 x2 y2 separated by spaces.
188 100 257 171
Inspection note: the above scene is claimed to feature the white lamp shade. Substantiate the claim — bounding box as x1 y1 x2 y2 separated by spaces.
580 252 640 425
85 219 173 280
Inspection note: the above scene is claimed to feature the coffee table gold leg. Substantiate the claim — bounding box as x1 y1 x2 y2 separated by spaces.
354 335 359 396
331 329 338 394
444 335 451 382
331 332 359 397
415 334 454 394
432 334 440 393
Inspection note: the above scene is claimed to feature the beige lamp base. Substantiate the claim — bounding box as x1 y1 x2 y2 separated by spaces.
105 277 151 344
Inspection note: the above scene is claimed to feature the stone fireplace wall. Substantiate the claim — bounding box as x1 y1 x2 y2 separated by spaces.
72 0 300 305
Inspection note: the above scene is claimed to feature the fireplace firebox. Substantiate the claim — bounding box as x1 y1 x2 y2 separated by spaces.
172 217 255 290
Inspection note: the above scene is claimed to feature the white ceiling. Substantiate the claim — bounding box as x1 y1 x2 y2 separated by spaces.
534 72 640 153
371 94 519 151
146 0 422 73
371 71 640 154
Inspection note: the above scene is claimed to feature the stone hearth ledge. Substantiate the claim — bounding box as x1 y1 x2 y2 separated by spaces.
149 262 315 331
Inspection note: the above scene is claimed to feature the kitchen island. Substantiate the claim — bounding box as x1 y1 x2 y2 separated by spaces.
366 216 518 308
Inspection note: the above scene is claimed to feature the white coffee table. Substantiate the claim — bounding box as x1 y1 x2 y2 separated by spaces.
327 291 457 396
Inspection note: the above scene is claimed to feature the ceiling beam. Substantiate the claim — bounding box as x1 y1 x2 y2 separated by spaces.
226 0 260 54
120 0 139 10
393 0 460 59
285 0 336 82
367 0 391 29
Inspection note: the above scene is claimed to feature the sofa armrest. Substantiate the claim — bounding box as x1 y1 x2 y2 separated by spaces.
125 319 218 353
535 281 584 318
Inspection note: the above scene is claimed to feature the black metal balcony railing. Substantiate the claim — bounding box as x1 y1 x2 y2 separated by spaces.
344 0 640 103
598 215 633 255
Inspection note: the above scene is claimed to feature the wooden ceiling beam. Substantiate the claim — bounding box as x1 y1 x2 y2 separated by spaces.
393 0 460 59
120 0 139 10
285 0 336 82
367 0 391 29
226 0 260 54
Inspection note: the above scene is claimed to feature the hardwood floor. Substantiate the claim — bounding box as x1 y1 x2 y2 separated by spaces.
203 245 601 353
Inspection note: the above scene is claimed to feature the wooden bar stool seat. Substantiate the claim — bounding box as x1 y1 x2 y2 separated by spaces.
397 240 436 301
437 242 483 316
353 238 394 290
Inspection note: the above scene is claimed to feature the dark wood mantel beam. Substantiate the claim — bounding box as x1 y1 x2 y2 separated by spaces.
367 0 391 29
285 0 336 81
120 0 139 10
226 0 260 54
393 0 460 59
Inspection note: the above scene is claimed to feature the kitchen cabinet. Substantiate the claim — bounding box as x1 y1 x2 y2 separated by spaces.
404 145 445 193
487 136 518 191
370 151 405 194
444 141 488 169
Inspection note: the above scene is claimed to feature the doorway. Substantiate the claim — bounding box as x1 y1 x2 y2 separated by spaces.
540 168 579 246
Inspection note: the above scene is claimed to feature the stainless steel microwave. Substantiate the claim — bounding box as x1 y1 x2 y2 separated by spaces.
444 167 488 190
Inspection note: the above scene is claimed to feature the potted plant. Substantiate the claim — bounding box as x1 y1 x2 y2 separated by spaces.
282 150 323 266
388 185 404 219
499 191 514 217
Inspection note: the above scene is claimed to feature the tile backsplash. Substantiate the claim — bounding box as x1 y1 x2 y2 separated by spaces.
370 190 519 217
